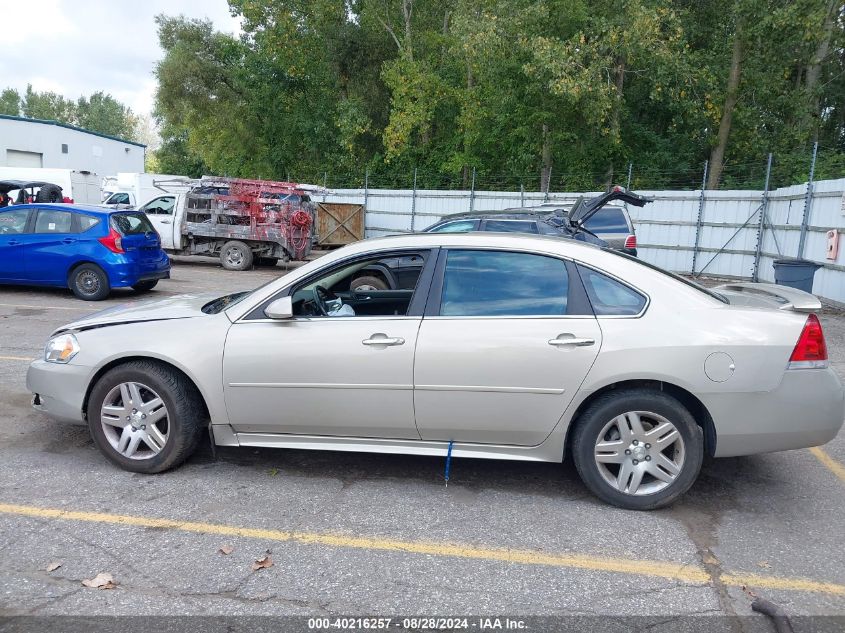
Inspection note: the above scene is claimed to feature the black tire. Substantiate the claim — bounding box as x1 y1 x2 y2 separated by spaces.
69 263 110 301
571 389 703 510
87 360 206 474
350 275 389 291
220 240 253 271
35 183 64 203
132 280 159 292
256 257 279 267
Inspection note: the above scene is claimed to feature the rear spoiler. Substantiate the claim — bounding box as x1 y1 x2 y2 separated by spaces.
713 282 822 313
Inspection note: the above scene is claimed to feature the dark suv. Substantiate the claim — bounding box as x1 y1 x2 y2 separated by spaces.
348 188 649 292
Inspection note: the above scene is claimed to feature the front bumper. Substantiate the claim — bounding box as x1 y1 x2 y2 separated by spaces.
27 360 91 424
704 367 845 457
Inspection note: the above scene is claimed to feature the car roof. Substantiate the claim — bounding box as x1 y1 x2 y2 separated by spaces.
6 203 121 216
431 204 629 223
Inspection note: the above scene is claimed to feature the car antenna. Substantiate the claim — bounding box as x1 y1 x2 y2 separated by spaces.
444 439 454 487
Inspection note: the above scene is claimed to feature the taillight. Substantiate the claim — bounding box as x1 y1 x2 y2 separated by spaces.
624 234 637 249
98 228 124 254
788 314 828 369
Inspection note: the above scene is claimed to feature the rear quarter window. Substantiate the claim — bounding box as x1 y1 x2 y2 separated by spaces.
584 208 630 234
77 214 100 232
111 212 155 235
577 265 646 316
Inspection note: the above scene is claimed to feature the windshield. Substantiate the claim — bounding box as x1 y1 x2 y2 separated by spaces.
602 248 729 303
202 291 252 314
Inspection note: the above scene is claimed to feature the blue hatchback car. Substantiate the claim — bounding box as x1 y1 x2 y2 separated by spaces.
0 204 170 300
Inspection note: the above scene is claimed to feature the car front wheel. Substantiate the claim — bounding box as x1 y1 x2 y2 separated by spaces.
572 389 703 510
87 361 206 473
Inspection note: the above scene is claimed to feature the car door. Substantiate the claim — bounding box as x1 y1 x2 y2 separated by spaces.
139 196 177 249
0 208 32 281
413 248 602 447
222 249 437 439
20 208 77 284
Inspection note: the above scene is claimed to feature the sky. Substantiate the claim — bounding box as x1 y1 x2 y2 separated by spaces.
0 0 242 117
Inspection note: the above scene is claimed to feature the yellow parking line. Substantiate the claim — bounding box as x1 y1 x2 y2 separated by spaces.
0 302 91 311
0 355 34 361
0 501 843 596
809 446 845 484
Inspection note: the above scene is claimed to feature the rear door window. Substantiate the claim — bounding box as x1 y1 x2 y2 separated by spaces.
111 212 156 235
482 220 539 234
583 208 629 234
577 265 646 315
34 209 73 234
439 250 569 316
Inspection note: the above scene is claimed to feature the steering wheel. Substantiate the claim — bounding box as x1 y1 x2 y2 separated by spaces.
311 285 335 316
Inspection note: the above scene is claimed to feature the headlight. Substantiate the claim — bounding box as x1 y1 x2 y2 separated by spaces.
44 334 80 364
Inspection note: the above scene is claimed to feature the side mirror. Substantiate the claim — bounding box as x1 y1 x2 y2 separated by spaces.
264 296 294 320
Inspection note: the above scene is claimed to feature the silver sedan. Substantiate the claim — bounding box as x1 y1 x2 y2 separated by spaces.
27 233 845 510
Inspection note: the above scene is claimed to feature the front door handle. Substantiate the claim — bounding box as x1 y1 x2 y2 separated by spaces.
160 220 172 224
62 238 76 244
549 335 595 347
362 334 405 346
8 240 21 246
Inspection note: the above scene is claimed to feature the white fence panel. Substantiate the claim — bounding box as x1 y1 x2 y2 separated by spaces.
322 177 845 306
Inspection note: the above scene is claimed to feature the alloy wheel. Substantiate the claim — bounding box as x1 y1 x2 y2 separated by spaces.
593 411 686 496
100 382 170 460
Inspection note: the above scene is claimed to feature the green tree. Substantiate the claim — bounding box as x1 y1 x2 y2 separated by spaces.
76 91 138 139
0 88 21 116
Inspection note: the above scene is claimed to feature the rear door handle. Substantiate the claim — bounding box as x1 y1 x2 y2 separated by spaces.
8 240 21 246
549 336 595 347
160 220 172 224
362 335 405 347
62 238 77 244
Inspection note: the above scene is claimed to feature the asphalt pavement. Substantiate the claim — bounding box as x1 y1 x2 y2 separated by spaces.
0 256 844 627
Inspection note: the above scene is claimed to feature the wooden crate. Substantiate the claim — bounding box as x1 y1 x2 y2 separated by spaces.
315 202 365 246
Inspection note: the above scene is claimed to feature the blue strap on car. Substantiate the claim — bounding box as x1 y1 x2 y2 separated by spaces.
444 440 454 487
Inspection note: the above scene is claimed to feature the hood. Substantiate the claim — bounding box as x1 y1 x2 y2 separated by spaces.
54 293 221 334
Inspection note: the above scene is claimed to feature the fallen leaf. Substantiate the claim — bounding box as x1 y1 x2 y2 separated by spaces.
82 572 118 589
757 560 771 569
218 545 234 555
268 468 278 477
45 561 62 572
251 555 273 571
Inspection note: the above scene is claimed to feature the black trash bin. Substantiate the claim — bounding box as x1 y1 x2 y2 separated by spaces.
772 259 821 293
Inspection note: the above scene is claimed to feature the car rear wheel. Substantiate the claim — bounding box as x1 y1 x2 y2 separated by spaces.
220 241 253 271
70 263 110 301
571 389 703 510
350 275 389 291
87 361 206 474
132 280 159 292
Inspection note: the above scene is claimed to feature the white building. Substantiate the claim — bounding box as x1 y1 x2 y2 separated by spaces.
0 114 145 174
